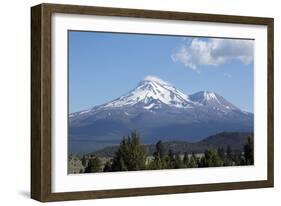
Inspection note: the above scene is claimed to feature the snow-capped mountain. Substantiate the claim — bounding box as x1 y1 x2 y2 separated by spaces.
69 76 253 154
102 76 194 110
189 91 240 112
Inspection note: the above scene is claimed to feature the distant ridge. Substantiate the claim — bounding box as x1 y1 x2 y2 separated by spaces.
91 132 253 157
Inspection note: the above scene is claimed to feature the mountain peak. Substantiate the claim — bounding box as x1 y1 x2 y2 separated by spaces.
189 91 239 111
102 76 192 110
142 76 171 86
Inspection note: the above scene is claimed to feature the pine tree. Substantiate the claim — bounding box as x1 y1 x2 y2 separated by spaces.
111 150 127 171
103 161 112 172
224 145 233 166
183 152 189 167
167 149 175 168
217 147 233 166
188 152 198 168
232 153 242 166
151 140 166 169
226 145 232 160
84 156 102 173
244 136 254 165
154 141 165 159
81 155 87 167
217 147 225 160
174 153 183 169
110 130 147 171
200 149 223 167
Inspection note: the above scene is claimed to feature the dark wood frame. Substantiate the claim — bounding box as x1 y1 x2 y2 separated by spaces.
31 3 274 202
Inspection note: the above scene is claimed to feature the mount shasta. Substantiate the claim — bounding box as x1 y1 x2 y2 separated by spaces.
69 76 253 154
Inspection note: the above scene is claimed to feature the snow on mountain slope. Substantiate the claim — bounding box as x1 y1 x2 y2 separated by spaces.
70 76 244 118
189 91 240 112
102 76 194 109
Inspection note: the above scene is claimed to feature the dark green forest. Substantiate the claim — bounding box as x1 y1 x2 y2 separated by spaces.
69 130 254 173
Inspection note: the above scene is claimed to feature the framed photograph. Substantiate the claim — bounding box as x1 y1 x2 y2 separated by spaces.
31 3 274 202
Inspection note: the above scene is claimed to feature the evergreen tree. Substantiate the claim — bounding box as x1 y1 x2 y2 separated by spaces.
244 136 254 165
217 147 225 160
154 141 165 159
200 149 223 167
174 153 183 169
183 152 189 167
81 155 87 167
167 149 175 168
225 145 234 166
168 149 174 159
226 145 232 160
188 152 198 168
111 150 127 171
103 161 112 172
111 130 147 171
151 140 166 169
84 156 102 173
223 157 233 166
232 153 242 166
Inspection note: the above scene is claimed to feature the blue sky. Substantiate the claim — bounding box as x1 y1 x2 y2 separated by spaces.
69 31 254 113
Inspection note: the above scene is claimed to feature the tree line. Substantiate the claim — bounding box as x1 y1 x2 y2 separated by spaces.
82 130 254 173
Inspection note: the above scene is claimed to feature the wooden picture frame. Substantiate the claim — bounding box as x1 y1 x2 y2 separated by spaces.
31 3 274 202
